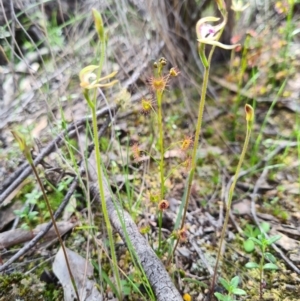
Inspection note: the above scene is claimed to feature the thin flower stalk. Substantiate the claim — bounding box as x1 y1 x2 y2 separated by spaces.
81 9 122 300
210 104 254 299
170 5 240 261
180 19 227 230
150 59 169 203
169 41 214 263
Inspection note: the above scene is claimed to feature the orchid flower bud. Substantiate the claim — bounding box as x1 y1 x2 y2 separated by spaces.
92 9 105 40
245 104 254 122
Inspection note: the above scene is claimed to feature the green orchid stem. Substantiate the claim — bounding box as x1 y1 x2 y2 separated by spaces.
178 48 212 235
88 95 122 300
157 89 165 253
29 160 80 301
169 33 221 263
231 36 249 141
169 13 230 264
209 118 253 299
179 62 209 231
167 62 207 260
85 13 122 298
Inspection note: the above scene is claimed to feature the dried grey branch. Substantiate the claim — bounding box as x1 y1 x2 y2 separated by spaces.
88 152 182 301
0 220 76 250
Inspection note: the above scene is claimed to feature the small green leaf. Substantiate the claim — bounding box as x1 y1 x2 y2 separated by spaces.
214 293 232 301
244 224 255 238
257 233 266 241
253 227 261 237
260 222 270 233
266 235 281 245
245 262 259 269
0 26 11 38
244 239 255 253
249 237 262 246
121 279 132 296
264 252 276 263
219 277 230 291
28 211 38 220
214 292 225 301
230 276 239 288
232 288 247 295
21 223 30 230
263 263 278 270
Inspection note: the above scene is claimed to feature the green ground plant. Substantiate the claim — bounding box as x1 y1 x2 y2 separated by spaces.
14 204 38 231
245 232 281 299
214 276 246 301
14 176 73 231
262 196 290 222
243 222 271 253
180 2 256 298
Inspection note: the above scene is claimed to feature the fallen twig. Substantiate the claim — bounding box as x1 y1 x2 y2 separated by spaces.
88 153 183 301
0 221 76 250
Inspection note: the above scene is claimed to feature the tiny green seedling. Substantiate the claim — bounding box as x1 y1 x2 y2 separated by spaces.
243 222 270 253
245 231 281 299
14 205 38 231
14 189 41 230
214 276 246 301
245 232 281 270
